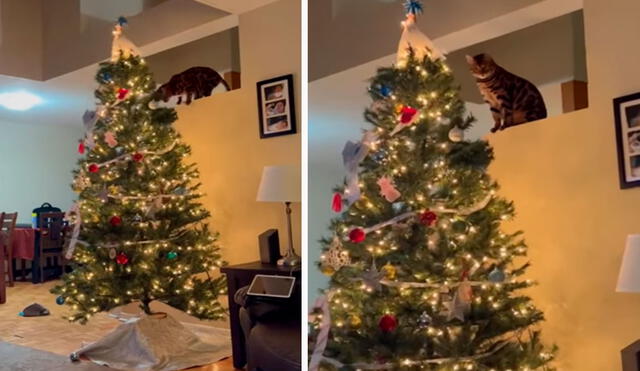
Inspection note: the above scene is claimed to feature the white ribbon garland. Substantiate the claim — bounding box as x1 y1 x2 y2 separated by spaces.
362 211 415 235
93 141 178 168
435 193 493 215
309 290 335 371
65 201 83 259
345 195 494 239
320 341 508 370
74 236 179 249
380 279 502 289
107 193 189 201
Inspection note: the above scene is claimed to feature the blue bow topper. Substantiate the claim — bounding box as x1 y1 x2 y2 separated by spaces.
404 0 423 16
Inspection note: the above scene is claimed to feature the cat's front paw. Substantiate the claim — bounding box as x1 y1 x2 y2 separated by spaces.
490 126 499 133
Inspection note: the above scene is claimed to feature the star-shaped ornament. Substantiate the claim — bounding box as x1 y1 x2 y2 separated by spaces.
362 263 384 291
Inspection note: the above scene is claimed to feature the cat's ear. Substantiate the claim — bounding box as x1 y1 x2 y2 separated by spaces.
465 55 475 65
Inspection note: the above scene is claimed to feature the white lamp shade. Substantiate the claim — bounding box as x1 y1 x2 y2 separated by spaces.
616 235 640 292
256 165 301 203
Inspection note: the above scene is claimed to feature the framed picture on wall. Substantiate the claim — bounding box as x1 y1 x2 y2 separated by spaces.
257 74 297 139
614 92 640 189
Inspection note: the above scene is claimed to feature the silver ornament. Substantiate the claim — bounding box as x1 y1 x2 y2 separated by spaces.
488 267 506 283
448 127 464 142
109 248 117 259
418 311 432 328
361 262 384 292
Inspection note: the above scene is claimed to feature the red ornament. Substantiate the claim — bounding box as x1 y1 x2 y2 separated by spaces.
349 228 366 243
331 192 343 213
117 88 129 100
399 106 418 124
132 153 144 162
109 215 122 227
78 141 85 155
378 314 398 332
88 164 99 173
115 252 129 265
419 210 438 226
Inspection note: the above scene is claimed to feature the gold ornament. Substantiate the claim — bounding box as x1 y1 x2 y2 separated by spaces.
108 185 120 195
382 263 397 280
323 236 351 272
321 265 336 276
349 315 362 327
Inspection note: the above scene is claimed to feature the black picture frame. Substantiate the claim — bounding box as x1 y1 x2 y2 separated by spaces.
613 92 640 189
256 74 297 139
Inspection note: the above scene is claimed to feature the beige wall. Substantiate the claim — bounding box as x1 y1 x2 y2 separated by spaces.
147 27 240 84
0 0 44 80
488 0 640 369
174 0 300 265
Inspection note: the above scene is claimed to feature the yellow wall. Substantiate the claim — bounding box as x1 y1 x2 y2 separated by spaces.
173 0 301 265
488 1 640 369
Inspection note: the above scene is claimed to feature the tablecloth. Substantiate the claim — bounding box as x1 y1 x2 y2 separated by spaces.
10 228 35 260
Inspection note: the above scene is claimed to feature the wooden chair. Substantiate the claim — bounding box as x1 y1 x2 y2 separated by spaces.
37 212 66 283
0 212 17 287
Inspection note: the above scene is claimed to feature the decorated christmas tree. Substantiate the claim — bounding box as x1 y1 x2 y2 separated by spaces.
310 2 556 370
52 18 227 324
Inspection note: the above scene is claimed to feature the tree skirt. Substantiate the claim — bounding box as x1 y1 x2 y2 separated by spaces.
74 313 230 371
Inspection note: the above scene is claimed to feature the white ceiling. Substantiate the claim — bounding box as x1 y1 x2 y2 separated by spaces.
0 0 271 128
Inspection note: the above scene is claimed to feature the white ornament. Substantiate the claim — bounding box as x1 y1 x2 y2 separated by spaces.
448 127 464 142
323 236 351 271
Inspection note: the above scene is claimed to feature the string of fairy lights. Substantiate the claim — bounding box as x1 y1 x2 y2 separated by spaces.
56 23 226 323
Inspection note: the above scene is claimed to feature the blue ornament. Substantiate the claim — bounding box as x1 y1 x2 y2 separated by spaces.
404 0 423 16
488 268 506 283
392 202 405 213
18 312 24 317
56 296 65 305
173 187 187 196
101 72 112 82
117 16 128 26
379 85 392 97
167 251 178 260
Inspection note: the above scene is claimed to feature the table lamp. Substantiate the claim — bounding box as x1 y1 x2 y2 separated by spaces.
617 235 640 293
256 165 301 266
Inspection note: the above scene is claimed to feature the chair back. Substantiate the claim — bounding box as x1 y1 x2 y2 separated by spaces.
38 212 65 250
0 212 17 247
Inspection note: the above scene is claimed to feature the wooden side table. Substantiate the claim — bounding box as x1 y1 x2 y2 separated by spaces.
221 261 301 369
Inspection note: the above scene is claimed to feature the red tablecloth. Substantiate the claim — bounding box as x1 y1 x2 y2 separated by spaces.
10 228 35 261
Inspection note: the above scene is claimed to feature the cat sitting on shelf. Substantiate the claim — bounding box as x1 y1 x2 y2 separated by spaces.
466 53 547 133
154 66 230 106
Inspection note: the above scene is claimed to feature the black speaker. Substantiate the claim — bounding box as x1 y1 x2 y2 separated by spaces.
259 229 281 264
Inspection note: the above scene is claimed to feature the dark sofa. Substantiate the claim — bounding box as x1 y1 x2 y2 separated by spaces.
235 283 301 371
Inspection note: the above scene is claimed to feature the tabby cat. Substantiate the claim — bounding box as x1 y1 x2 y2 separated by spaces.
466 53 547 132
155 66 230 105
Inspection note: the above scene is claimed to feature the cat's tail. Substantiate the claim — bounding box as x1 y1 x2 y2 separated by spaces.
220 77 231 91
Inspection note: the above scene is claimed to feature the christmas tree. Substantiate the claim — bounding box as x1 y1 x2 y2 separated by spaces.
310 2 556 370
52 18 226 324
